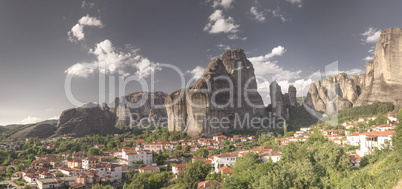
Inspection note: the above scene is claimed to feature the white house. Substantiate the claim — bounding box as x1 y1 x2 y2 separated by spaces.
120 149 153 166
138 166 160 173
359 131 395 157
259 151 282 163
213 135 227 142
372 124 396 132
172 164 188 175
346 132 360 146
82 156 101 170
212 152 237 173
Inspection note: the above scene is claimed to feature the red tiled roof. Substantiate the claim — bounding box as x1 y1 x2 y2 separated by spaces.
360 131 396 136
221 166 233 174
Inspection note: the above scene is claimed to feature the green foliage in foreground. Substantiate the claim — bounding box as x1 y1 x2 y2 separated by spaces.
177 160 212 189
224 127 402 189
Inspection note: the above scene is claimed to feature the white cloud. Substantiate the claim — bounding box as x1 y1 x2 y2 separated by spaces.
49 116 59 120
68 15 103 42
227 34 247 40
81 1 95 9
362 27 381 43
204 10 239 34
286 0 303 8
212 0 234 9
363 56 374 61
65 39 160 78
250 7 265 22
187 66 205 80
269 8 287 22
216 44 231 50
21 116 42 124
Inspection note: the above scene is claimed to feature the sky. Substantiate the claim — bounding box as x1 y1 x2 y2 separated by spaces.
0 0 401 125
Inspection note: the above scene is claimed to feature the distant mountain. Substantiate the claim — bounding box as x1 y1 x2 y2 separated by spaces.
10 123 57 139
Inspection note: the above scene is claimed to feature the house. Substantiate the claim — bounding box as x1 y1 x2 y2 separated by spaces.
300 127 311 132
212 152 237 173
252 146 274 153
213 135 227 142
198 180 222 189
346 132 360 146
101 164 122 182
67 158 83 168
124 138 133 142
120 149 153 166
37 176 77 189
259 151 281 163
220 166 233 176
72 152 84 159
82 156 101 170
190 145 199 152
144 141 171 152
11 172 24 181
359 131 395 156
172 164 188 175
23 173 39 185
372 124 396 132
349 154 361 167
138 166 160 173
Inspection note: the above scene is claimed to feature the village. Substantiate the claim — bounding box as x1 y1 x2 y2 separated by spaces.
0 112 398 189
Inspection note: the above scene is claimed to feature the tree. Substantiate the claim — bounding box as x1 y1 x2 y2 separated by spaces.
91 185 114 189
177 160 212 189
176 144 182 150
205 173 222 182
393 122 402 156
88 148 100 156
55 172 64 177
184 145 191 152
194 148 209 158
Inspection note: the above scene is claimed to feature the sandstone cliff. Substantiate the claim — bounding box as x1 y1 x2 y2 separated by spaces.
166 49 267 138
304 28 402 113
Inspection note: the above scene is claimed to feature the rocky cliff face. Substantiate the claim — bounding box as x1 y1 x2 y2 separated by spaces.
56 103 116 136
166 49 267 138
56 91 167 136
269 82 298 119
110 91 167 126
304 28 402 113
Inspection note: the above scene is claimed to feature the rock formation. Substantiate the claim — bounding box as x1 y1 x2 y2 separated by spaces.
10 123 57 139
55 91 167 136
304 28 402 113
166 49 267 138
269 82 298 119
110 91 167 126
56 102 116 136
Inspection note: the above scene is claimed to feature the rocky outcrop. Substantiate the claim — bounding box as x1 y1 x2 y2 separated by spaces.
288 84 297 106
166 49 267 138
10 123 57 139
304 73 357 114
269 82 298 119
111 91 167 126
56 103 116 136
304 28 402 113
55 91 168 136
